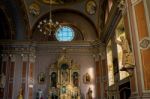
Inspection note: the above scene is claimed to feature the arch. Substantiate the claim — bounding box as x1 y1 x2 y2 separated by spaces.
0 8 13 40
32 9 98 41
1 0 30 40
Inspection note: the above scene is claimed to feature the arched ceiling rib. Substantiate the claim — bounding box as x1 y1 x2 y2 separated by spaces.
32 9 98 41
0 0 30 40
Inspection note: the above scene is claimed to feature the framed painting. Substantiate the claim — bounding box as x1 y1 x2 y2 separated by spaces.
38 72 46 84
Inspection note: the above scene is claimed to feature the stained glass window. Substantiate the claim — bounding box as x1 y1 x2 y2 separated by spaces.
55 26 74 41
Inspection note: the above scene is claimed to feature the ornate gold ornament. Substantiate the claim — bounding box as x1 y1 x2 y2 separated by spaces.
37 0 61 36
115 36 135 76
48 54 80 99
85 0 97 15
17 87 23 99
117 0 126 15
29 3 40 16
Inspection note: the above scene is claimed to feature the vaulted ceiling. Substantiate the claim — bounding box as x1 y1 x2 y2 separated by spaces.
0 0 106 41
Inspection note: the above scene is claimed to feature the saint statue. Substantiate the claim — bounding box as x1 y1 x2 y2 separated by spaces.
18 87 23 99
73 72 79 87
86 88 92 99
115 36 135 69
51 72 57 87
36 89 43 99
0 73 6 88
61 69 69 84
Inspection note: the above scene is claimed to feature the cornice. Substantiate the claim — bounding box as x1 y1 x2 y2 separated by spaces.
0 40 106 55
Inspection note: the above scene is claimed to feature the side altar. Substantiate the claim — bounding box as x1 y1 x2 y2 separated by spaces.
48 55 80 99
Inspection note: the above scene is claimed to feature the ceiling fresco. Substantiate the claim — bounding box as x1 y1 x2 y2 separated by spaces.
37 0 84 5
0 0 103 39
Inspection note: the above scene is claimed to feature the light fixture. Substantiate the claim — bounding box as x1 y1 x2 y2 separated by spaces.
37 0 61 36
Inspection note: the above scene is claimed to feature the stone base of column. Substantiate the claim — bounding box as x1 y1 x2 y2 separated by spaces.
130 92 150 99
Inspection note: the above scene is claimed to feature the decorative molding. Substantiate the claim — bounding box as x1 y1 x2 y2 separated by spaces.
29 3 40 17
131 0 142 5
85 0 97 15
139 37 150 50
117 0 126 15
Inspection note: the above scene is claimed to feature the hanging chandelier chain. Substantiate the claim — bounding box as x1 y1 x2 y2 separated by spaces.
49 0 52 21
37 0 61 36
49 0 52 35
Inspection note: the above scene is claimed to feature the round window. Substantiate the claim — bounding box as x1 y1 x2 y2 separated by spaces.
55 26 75 41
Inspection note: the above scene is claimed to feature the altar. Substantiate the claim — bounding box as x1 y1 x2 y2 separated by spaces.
48 55 80 99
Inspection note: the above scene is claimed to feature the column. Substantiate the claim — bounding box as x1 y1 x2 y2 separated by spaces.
94 55 101 99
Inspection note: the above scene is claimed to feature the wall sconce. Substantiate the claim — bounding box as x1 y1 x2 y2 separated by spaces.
29 84 34 88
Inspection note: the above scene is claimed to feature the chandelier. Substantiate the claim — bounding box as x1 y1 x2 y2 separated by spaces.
37 0 61 36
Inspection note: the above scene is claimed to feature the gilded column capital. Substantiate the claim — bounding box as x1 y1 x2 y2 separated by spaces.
117 0 126 15
91 40 106 61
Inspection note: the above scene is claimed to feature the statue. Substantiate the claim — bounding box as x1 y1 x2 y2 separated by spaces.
36 89 43 99
115 36 135 69
18 87 23 99
0 73 6 88
86 88 92 99
61 69 69 84
73 72 79 87
51 72 57 87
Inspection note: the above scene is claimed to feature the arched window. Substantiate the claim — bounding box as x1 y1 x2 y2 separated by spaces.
55 26 75 41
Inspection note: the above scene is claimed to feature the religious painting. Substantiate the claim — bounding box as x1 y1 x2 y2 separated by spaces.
38 72 46 84
72 72 79 87
85 0 97 15
83 73 91 84
51 72 57 87
106 40 114 86
61 63 69 84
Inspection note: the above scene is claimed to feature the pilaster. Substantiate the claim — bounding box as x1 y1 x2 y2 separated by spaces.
126 0 150 98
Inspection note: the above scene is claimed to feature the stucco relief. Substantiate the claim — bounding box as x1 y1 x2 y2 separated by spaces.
139 37 150 50
29 3 40 17
85 0 97 15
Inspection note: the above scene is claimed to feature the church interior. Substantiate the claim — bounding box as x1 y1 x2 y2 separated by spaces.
0 0 150 99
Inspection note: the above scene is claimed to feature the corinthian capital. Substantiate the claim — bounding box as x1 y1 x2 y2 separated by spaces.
117 0 126 15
